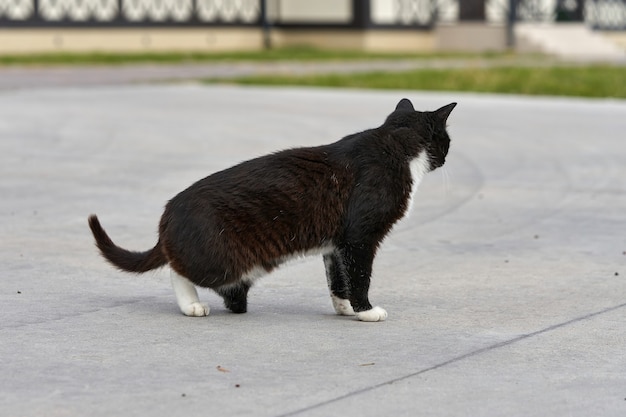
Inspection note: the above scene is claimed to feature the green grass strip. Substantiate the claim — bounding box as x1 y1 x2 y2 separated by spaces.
219 65 626 99
0 47 489 66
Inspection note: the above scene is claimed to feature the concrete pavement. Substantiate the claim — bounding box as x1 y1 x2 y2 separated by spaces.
0 82 625 417
515 23 626 61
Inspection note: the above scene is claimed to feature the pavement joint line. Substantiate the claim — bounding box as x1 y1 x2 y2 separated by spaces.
1 297 152 331
276 301 626 417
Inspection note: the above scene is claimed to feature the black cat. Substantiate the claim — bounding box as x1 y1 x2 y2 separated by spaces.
88 98 456 321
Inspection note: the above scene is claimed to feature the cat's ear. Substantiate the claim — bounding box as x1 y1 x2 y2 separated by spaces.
395 98 415 112
434 103 457 123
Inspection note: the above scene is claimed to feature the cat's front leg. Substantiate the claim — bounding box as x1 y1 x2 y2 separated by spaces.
323 252 355 316
341 244 387 322
170 270 210 317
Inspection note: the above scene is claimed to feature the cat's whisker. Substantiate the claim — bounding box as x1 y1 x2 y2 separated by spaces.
440 166 450 197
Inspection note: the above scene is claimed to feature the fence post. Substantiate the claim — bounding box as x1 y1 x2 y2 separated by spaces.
260 0 271 49
506 0 517 48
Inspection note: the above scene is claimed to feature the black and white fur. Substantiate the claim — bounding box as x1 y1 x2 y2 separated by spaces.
88 98 456 322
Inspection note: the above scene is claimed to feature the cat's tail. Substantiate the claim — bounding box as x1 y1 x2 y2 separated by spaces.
88 214 167 273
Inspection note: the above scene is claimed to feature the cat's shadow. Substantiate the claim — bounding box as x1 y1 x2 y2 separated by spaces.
130 296 347 322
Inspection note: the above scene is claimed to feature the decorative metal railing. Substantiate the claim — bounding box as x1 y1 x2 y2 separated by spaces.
433 0 626 30
0 0 261 26
0 0 623 30
480 0 626 30
586 0 626 29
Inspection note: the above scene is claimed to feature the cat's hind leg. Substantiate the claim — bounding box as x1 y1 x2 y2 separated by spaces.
216 282 250 314
323 252 355 316
170 269 209 317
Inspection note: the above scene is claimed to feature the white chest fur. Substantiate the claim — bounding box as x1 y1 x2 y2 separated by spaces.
405 150 430 216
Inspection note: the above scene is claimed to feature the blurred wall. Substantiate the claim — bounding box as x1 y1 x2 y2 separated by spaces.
0 0 624 55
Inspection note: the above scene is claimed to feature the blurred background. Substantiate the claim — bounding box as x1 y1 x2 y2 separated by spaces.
0 0 624 61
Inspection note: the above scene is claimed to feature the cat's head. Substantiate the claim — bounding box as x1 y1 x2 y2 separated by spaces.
387 99 457 171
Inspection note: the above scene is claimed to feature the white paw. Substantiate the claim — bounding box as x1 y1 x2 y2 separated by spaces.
180 302 210 317
356 306 388 322
331 295 355 316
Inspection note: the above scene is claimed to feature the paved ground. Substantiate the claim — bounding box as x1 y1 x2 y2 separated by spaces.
0 80 625 417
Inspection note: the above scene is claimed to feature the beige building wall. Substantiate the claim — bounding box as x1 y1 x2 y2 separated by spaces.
435 23 508 52
0 28 264 55
272 0 352 23
362 30 434 52
271 29 434 53
0 27 436 55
